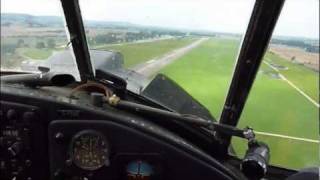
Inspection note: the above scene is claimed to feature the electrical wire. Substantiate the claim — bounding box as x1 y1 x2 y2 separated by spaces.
69 81 113 98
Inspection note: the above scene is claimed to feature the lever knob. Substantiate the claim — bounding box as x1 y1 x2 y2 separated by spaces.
8 142 23 157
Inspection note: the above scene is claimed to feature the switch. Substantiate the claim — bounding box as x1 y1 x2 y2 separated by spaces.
0 160 6 171
53 169 65 180
7 142 23 157
23 111 35 124
7 109 17 123
0 137 4 148
25 159 32 167
0 110 4 122
10 159 18 170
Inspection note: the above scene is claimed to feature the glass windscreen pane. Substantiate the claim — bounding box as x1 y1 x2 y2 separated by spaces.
232 0 319 169
79 0 255 118
1 0 80 80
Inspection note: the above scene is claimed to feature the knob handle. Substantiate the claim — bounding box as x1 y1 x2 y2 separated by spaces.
8 142 23 157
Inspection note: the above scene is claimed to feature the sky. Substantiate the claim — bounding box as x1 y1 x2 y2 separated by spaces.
1 0 319 39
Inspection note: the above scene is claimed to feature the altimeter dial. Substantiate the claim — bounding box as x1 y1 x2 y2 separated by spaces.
70 130 110 171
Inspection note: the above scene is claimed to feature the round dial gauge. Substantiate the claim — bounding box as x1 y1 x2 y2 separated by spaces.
70 130 109 171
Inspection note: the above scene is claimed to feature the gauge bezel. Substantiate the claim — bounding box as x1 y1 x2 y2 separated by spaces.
69 129 110 171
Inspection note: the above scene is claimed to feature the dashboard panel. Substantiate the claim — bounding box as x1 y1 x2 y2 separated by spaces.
0 84 239 180
0 101 47 180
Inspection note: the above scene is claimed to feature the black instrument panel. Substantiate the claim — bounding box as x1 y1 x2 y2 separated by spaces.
49 120 165 180
0 101 47 180
0 85 238 180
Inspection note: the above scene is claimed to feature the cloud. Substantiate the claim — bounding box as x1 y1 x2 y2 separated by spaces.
1 0 319 38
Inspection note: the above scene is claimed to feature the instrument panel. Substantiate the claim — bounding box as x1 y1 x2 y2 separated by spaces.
0 101 47 180
0 85 239 180
48 120 164 180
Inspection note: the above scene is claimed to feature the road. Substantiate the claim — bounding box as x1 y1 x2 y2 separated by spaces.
93 36 174 48
131 38 208 77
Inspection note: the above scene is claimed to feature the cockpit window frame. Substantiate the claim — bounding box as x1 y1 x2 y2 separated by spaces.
60 0 95 82
59 0 285 154
217 0 285 151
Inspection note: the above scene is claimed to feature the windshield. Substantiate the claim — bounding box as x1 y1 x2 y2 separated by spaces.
79 0 255 111
1 0 318 170
80 0 319 170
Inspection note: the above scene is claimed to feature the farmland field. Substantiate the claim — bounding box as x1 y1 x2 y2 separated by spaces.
1 36 66 68
155 38 319 169
269 45 319 71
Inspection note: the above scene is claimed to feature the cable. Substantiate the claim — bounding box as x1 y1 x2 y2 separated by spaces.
69 81 113 99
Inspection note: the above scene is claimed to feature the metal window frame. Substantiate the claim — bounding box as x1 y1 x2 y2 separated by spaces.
60 0 94 82
218 0 285 149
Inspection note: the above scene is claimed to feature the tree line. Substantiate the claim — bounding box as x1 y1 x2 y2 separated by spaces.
271 39 319 53
87 30 188 45
1 38 57 55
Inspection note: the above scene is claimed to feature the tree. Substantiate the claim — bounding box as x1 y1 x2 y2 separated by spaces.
47 39 56 48
94 34 117 44
36 42 45 49
17 39 25 48
2 43 17 54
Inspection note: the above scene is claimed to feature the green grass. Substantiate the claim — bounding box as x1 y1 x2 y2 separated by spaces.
19 48 53 60
159 38 319 169
234 59 318 169
238 62 318 139
95 38 197 68
160 38 240 117
265 53 319 101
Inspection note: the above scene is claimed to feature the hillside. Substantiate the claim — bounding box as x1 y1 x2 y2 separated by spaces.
1 13 140 29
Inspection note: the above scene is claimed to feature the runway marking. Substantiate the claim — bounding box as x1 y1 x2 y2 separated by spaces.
254 130 319 144
133 38 208 76
263 59 319 108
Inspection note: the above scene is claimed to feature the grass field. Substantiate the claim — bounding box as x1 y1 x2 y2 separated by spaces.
157 38 319 169
95 37 197 68
265 53 318 100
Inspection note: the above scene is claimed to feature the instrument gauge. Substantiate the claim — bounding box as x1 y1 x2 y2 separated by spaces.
70 130 110 171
